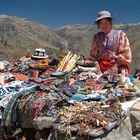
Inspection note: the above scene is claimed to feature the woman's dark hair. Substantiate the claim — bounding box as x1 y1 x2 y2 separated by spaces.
97 18 112 26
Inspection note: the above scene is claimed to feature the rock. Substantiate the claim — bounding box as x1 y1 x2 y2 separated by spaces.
130 111 140 136
32 117 56 130
135 134 140 140
48 117 133 140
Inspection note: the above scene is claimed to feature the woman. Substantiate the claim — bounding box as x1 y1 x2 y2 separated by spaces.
90 11 132 76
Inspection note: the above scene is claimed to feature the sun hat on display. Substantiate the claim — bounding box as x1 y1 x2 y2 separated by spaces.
32 48 48 59
95 11 115 23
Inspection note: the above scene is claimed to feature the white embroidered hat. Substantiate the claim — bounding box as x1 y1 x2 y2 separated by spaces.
95 11 115 23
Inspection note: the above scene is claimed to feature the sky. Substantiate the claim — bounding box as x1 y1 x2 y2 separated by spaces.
0 0 140 28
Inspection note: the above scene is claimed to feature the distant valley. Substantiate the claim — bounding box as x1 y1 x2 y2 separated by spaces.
0 14 140 73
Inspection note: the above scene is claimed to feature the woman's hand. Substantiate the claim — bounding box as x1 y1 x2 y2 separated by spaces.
116 54 129 63
117 54 124 61
111 53 117 59
111 53 127 63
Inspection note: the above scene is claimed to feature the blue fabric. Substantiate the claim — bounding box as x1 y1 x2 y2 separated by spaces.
69 93 86 101
69 93 102 101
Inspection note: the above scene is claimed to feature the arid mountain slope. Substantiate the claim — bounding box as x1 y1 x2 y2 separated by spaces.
0 14 139 73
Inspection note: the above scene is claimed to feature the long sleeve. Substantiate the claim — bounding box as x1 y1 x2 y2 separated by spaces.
90 35 99 61
117 32 132 64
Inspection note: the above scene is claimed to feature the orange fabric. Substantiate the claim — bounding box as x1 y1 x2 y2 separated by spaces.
13 73 29 82
99 60 115 72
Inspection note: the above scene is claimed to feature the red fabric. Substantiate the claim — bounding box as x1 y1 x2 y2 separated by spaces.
99 60 115 72
98 59 130 76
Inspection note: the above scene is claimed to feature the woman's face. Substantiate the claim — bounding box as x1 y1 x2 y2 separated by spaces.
98 18 112 33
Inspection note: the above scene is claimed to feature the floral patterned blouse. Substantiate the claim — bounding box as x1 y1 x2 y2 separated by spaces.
90 29 132 66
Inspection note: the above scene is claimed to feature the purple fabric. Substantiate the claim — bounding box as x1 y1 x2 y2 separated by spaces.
59 83 78 93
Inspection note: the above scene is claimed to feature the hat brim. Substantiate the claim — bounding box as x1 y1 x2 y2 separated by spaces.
31 55 48 59
95 15 115 24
